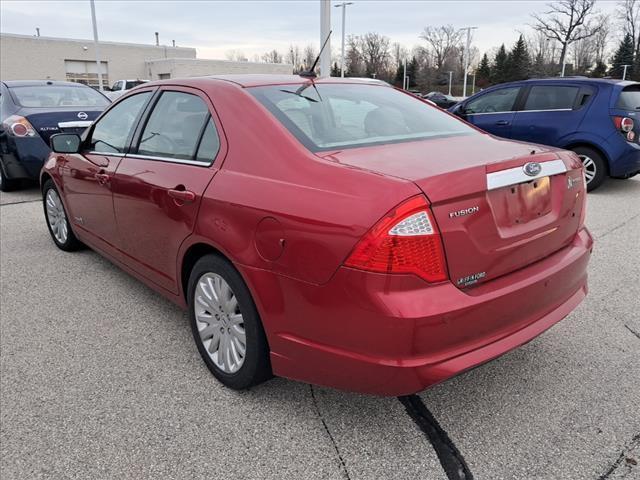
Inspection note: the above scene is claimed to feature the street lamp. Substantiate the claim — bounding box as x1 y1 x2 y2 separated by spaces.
89 0 104 91
460 26 477 98
334 2 354 77
621 64 632 80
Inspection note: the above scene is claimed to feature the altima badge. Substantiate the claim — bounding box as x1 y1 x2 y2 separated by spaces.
449 206 479 218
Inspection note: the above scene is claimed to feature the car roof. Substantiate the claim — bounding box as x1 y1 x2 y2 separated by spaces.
143 74 390 89
2 80 92 88
506 77 636 87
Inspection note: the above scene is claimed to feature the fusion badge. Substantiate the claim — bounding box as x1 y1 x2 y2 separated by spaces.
449 206 479 218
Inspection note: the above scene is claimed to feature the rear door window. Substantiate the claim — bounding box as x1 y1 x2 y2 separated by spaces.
137 91 211 161
523 86 579 111
616 85 640 110
465 87 520 114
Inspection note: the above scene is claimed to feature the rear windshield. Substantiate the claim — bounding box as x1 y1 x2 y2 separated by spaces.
125 81 147 90
250 83 476 152
616 85 640 110
10 85 110 108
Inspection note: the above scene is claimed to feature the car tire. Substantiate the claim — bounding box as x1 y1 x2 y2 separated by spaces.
188 254 272 390
0 160 19 192
571 146 606 192
42 179 83 251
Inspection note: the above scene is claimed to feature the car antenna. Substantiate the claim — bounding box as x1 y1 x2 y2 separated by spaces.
299 30 332 79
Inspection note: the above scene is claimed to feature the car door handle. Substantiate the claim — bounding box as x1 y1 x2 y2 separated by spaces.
95 172 110 185
168 188 196 203
495 120 510 126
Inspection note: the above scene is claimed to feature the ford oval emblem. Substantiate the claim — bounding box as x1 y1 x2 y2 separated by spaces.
523 162 542 177
77 112 88 120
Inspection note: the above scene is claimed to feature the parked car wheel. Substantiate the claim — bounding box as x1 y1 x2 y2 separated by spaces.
42 179 83 251
572 146 606 192
0 161 19 192
188 254 271 390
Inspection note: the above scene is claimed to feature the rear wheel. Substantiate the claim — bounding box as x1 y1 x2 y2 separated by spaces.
188 254 271 390
42 179 82 251
571 146 606 192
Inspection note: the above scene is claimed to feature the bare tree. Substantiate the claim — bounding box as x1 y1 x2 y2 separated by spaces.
531 0 602 71
225 50 248 62
392 42 409 68
419 25 462 70
593 14 611 63
345 35 364 76
618 0 640 56
286 44 303 71
359 32 392 77
303 44 317 70
262 50 283 64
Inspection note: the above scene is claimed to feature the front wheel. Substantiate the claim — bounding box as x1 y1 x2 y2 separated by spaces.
188 254 272 390
572 146 606 192
42 179 83 251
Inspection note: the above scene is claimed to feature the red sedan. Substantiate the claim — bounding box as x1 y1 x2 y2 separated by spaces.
42 75 592 396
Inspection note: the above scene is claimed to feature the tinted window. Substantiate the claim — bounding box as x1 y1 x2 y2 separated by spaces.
10 85 109 108
89 92 152 153
138 92 209 160
523 85 579 111
125 81 147 90
465 87 520 114
196 118 220 163
616 85 640 110
250 84 475 152
111 81 122 91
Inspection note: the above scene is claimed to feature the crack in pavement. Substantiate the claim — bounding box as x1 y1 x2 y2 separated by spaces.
595 212 640 240
309 385 351 480
399 395 474 480
0 199 41 207
598 434 640 479
624 324 640 341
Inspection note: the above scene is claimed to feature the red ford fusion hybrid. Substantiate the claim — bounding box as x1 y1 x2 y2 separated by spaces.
42 75 593 395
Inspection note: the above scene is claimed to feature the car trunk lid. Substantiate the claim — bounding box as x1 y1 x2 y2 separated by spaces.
323 133 586 288
21 108 103 143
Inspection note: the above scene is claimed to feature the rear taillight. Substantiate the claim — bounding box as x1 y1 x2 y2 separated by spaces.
344 195 448 283
612 116 635 141
3 115 37 137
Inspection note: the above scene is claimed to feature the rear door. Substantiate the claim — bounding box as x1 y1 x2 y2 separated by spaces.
463 86 521 138
112 87 224 294
510 83 591 146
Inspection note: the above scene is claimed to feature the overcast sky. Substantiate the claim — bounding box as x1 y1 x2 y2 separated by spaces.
0 0 621 60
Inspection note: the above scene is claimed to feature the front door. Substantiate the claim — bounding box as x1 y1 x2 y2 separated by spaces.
463 86 521 138
112 88 223 293
61 91 154 252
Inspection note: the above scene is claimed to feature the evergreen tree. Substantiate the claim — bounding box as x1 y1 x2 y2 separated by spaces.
506 35 531 81
590 61 607 78
609 34 635 79
492 44 508 84
477 53 491 86
331 62 340 77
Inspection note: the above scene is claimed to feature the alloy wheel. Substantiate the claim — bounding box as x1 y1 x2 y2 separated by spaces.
45 188 68 244
194 272 246 374
578 154 596 185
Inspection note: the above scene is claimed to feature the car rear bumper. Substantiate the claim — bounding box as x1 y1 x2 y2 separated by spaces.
0 136 50 180
244 228 592 396
608 136 640 177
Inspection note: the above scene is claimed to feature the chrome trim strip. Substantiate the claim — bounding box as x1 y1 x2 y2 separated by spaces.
126 154 211 167
468 108 573 116
486 159 567 191
467 111 515 116
58 121 93 128
86 151 126 157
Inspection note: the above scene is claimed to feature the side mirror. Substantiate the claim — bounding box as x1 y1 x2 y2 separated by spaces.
50 133 81 154
451 104 467 117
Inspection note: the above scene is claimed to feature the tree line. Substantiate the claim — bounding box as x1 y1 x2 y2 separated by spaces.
230 0 639 93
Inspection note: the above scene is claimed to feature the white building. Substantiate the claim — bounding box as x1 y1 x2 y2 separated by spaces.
0 33 293 88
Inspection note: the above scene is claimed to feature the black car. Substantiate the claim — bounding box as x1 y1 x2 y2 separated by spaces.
424 91 458 109
0 80 110 191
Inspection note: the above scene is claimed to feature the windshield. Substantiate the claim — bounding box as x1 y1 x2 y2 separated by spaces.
125 81 147 89
616 85 640 110
250 83 476 152
10 85 110 108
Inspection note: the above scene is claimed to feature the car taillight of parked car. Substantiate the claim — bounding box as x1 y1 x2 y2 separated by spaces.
344 195 449 283
612 116 635 142
3 115 37 138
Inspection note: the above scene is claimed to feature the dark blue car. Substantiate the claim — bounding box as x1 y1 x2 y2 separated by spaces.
450 78 640 191
0 80 110 191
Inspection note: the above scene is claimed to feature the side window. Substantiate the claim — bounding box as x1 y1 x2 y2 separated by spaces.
466 87 520 114
111 81 122 91
196 118 220 163
89 91 152 153
523 86 580 111
137 91 210 161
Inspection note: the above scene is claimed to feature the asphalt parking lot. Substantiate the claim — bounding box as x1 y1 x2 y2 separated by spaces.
1 178 639 480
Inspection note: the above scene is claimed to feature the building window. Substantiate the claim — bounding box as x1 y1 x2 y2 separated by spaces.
158 73 171 80
65 60 109 89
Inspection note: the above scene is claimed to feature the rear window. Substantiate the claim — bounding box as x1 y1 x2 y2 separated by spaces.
616 85 640 110
250 83 475 152
10 85 109 108
523 86 579 111
125 81 147 90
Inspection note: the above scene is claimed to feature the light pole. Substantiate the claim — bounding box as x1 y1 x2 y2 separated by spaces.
447 71 453 95
334 2 353 78
403 57 407 90
621 64 632 80
89 0 104 91
471 72 476 95
320 0 331 77
460 26 477 98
